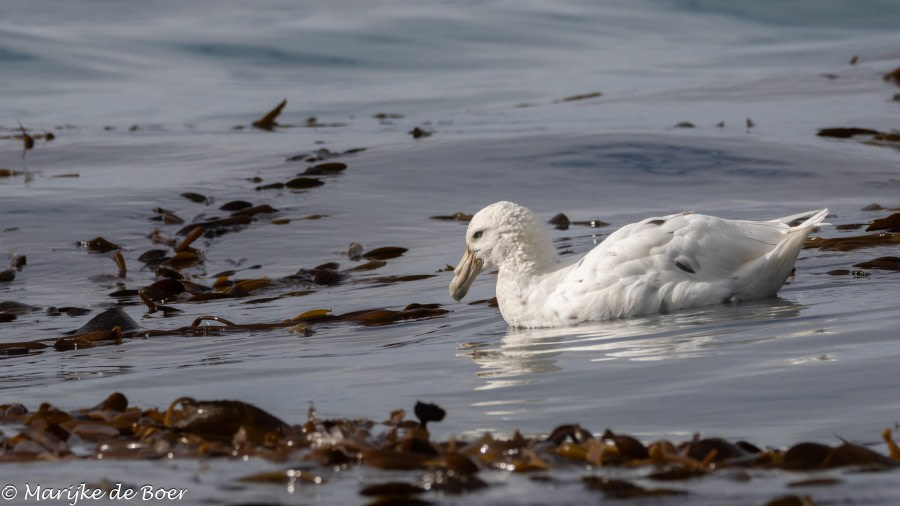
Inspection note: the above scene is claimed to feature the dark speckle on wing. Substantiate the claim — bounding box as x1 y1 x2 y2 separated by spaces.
674 259 695 274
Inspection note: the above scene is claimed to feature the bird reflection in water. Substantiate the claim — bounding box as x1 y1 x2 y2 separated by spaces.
465 298 806 381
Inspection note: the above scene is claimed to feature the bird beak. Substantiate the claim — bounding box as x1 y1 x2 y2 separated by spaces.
449 246 484 301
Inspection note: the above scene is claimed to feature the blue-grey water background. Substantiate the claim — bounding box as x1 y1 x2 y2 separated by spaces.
2 0 900 504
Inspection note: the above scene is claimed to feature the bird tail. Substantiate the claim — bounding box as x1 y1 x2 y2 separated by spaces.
770 208 829 229
737 208 827 297
789 208 829 230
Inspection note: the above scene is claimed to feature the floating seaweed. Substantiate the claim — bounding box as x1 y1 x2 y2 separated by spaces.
302 162 347 175
467 297 498 307
885 66 900 86
363 247 408 260
554 92 602 103
430 212 473 222
291 303 448 326
853 257 900 271
344 260 387 272
232 204 278 218
547 213 608 230
79 237 120 253
368 274 437 285
804 233 900 251
18 122 34 159
150 208 185 224
583 476 686 498
409 127 431 139
817 128 881 138
861 204 900 212
180 192 210 204
866 213 900 232
0 395 896 504
291 262 346 286
175 216 251 236
285 147 366 163
252 99 287 131
219 200 253 212
46 306 92 317
0 300 449 356
573 219 609 228
825 269 868 277
303 117 346 128
284 177 324 189
817 128 900 149
804 223 900 251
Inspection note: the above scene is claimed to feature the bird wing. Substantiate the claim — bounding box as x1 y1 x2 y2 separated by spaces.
550 211 822 319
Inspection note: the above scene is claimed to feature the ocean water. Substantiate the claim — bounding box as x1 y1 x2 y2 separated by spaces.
2 1 900 504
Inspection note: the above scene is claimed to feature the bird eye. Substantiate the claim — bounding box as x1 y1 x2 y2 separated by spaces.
472 230 483 239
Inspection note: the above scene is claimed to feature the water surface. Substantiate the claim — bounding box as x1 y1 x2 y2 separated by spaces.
2 0 900 504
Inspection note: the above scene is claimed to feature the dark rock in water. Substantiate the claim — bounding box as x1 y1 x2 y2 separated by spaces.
866 212 900 232
781 442 833 470
138 249 169 265
71 307 140 335
854 256 900 270
409 127 431 139
255 182 285 191
49 307 92 317
817 127 879 138
0 301 40 315
347 242 364 260
219 200 253 212
93 392 129 412
885 66 900 85
285 177 324 189
180 192 209 204
363 247 407 260
548 213 570 230
291 263 346 286
172 398 289 444
81 237 120 253
414 401 446 428
232 204 278 218
303 162 347 175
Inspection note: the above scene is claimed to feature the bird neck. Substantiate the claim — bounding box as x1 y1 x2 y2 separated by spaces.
494 244 561 328
500 234 559 276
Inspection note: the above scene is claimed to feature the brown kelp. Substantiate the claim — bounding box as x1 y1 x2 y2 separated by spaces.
0 395 896 503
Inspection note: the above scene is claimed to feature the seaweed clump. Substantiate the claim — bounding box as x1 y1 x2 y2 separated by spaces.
0 395 897 503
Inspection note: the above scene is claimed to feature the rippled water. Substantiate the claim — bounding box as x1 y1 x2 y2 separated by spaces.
2 0 900 504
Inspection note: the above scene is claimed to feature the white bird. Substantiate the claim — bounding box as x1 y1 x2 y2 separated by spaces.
449 201 827 328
